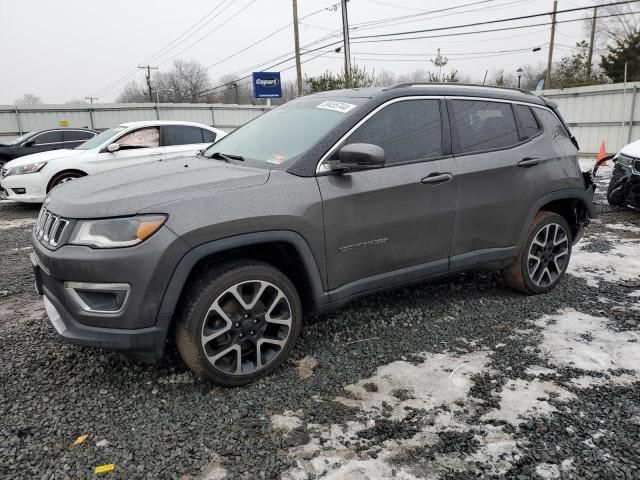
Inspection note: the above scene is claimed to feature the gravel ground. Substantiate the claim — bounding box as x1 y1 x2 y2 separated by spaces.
1 164 639 480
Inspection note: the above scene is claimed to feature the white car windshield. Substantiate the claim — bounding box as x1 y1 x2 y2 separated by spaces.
75 126 126 150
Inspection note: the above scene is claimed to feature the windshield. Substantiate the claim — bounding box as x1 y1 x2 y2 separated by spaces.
7 132 34 146
75 126 126 150
203 97 365 165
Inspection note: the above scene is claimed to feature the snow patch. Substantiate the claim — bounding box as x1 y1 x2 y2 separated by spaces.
534 309 640 373
525 365 558 377
605 223 640 233
481 378 575 426
271 410 303 432
568 237 640 288
292 356 319 379
335 351 490 420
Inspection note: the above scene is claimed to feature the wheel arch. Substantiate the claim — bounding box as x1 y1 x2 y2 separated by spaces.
155 231 327 341
517 189 595 250
46 169 88 192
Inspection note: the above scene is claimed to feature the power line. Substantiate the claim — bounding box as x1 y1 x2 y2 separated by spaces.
90 0 233 97
348 8 640 44
351 0 501 29
156 0 260 67
351 0 640 41
353 0 528 33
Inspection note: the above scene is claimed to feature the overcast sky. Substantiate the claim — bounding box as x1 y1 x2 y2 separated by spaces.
0 0 595 104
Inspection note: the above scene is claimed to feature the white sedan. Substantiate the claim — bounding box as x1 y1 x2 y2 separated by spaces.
0 120 226 203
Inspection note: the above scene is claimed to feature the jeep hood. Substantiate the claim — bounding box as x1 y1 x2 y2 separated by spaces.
46 156 270 218
4 149 84 168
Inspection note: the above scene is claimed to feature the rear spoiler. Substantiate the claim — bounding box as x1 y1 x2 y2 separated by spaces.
540 97 580 151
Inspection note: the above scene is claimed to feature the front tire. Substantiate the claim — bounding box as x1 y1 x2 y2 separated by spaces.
47 171 84 192
175 261 302 387
503 211 572 295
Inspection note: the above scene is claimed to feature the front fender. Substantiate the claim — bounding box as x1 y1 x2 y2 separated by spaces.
153 230 327 347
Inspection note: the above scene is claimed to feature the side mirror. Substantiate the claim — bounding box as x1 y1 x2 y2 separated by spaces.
23 140 35 148
328 143 385 173
107 143 120 153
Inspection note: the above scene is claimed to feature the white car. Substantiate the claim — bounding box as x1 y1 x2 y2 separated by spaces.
0 120 227 203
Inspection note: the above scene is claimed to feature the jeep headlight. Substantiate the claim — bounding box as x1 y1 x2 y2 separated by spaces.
5 161 47 176
69 215 166 248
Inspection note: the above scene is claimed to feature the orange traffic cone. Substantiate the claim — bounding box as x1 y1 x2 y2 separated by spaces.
597 141 607 166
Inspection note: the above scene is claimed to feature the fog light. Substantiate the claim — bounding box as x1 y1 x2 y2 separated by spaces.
12 188 26 194
64 282 130 314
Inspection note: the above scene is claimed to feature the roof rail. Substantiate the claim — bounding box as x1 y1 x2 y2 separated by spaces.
387 82 536 96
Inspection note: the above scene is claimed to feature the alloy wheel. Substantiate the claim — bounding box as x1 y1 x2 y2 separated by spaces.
527 222 569 287
200 280 292 376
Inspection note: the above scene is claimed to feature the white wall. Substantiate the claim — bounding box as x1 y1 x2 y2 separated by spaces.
0 103 270 143
540 82 640 155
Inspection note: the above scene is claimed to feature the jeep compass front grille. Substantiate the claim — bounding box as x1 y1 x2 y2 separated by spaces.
35 207 70 248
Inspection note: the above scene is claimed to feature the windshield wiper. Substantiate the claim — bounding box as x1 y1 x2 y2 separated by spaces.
208 151 245 162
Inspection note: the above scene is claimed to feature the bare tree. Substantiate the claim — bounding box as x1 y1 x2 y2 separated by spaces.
116 81 147 103
374 70 397 87
15 93 42 105
590 1 640 45
154 59 211 103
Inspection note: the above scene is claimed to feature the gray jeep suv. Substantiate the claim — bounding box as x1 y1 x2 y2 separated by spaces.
31 84 595 386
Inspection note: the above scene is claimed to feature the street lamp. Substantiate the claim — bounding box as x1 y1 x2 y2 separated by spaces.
516 68 524 88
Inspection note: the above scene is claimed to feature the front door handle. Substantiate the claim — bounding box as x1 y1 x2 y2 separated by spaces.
421 172 453 185
518 157 540 167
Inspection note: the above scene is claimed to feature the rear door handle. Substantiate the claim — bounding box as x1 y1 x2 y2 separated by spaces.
518 157 540 167
421 172 453 184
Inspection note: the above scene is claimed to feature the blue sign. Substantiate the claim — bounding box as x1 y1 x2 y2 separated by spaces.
252 71 282 99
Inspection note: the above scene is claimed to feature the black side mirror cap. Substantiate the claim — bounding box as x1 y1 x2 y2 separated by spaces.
23 140 35 147
330 143 385 173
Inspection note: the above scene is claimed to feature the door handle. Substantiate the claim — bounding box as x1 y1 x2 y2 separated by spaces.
421 172 453 184
518 157 540 167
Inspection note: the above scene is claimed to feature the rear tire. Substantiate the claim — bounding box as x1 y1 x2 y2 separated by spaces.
47 171 85 192
503 211 572 295
175 261 302 387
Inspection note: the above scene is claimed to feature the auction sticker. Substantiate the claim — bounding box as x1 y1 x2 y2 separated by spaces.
316 101 357 114
268 154 287 164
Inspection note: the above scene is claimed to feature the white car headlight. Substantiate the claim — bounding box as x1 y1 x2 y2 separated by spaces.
4 161 48 176
69 215 166 248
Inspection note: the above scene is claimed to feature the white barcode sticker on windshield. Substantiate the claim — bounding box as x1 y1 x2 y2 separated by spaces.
316 101 357 114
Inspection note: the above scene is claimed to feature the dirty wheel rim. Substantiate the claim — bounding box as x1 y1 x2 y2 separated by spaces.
527 222 569 287
57 177 75 186
200 280 292 376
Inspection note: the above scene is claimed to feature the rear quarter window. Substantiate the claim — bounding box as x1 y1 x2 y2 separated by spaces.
514 104 542 141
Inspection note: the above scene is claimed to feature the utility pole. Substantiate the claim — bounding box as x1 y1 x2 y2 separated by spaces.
84 96 98 104
138 65 158 102
587 6 598 78
545 0 557 90
292 0 303 97
341 0 352 86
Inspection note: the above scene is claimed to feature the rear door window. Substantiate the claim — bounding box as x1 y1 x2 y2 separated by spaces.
64 130 95 142
514 104 542 141
342 99 442 165
31 131 64 145
164 126 204 146
450 100 519 154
